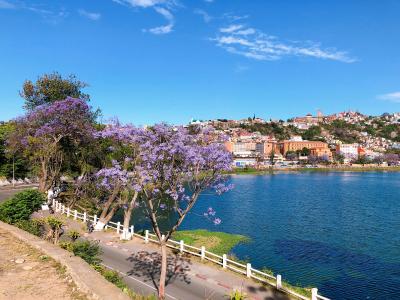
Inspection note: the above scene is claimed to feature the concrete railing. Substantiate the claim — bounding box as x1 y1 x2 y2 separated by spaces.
54 200 330 300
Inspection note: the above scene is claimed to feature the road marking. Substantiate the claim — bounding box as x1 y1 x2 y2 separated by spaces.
100 263 178 300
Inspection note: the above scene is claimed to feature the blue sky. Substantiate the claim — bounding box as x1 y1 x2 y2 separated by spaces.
0 0 399 125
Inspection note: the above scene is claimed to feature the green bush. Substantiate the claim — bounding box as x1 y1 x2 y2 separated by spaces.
15 219 42 236
229 289 247 300
62 240 102 265
0 189 45 224
67 230 80 242
93 265 138 299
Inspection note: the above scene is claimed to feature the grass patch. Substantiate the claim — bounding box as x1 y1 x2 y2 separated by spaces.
282 281 312 298
172 229 249 256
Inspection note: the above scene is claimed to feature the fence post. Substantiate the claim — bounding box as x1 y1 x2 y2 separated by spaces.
52 198 55 206
222 254 227 269
276 274 282 289
67 207 70 217
145 230 149 243
83 212 87 223
94 214 97 224
130 225 134 235
246 263 251 278
55 201 58 212
74 210 77 220
311 288 318 300
161 234 165 242
62 205 65 214
180 240 184 253
201 246 205 260
117 222 121 234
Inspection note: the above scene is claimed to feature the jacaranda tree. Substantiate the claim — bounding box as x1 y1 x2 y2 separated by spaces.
135 124 233 299
8 97 96 191
93 121 142 238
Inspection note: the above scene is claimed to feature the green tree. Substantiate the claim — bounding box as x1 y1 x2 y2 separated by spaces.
0 122 29 178
20 72 90 110
0 190 45 224
302 125 322 141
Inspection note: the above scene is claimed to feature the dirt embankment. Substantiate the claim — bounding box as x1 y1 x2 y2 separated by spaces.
0 227 88 300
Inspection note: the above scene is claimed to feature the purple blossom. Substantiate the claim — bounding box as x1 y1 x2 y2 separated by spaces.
206 207 216 216
213 218 222 225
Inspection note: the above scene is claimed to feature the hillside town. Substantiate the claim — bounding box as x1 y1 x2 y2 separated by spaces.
189 111 400 168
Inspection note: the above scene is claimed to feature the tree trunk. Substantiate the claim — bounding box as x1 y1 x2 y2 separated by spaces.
123 192 138 230
95 205 119 230
123 207 132 229
158 243 167 300
99 187 120 219
39 160 48 192
95 187 120 230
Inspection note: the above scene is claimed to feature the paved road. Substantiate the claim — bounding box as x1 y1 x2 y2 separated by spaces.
80 230 291 300
0 184 38 203
100 243 227 300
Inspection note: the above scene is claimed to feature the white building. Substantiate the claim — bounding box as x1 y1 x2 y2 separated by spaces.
336 143 359 159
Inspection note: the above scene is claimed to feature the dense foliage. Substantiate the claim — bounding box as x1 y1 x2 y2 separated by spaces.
20 72 90 110
61 240 102 265
15 219 42 236
8 98 97 191
238 122 300 140
0 189 45 223
0 122 29 178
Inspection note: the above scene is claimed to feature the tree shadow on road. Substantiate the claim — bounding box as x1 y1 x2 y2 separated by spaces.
126 250 192 291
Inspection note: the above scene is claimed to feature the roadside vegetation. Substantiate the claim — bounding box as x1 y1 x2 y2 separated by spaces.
0 190 155 299
172 229 249 256
0 72 337 300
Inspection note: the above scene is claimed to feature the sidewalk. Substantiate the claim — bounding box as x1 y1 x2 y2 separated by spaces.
54 212 292 300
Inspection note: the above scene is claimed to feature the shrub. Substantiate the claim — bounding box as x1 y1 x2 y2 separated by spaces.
69 240 102 265
67 230 80 242
15 219 43 236
0 189 45 224
93 265 139 299
229 289 247 300
44 216 64 244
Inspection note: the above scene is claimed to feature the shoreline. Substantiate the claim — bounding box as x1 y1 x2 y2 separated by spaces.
230 166 400 175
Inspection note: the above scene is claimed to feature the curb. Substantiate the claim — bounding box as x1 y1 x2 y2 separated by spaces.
0 221 130 300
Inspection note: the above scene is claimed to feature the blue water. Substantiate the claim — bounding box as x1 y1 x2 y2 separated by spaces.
129 172 400 300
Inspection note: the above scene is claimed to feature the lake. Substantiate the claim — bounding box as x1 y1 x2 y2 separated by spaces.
128 172 400 300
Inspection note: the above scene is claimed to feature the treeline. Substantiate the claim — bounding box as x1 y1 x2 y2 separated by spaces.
0 72 232 300
235 116 400 145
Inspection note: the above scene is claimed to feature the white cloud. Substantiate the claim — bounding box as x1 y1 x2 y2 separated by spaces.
194 9 211 23
154 6 173 21
0 0 15 9
112 0 175 8
220 24 243 33
0 1 68 23
213 23 356 63
235 28 256 35
147 23 173 34
79 9 101 21
378 92 400 103
113 0 176 34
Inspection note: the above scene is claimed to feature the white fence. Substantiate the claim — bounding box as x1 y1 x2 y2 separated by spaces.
53 200 329 300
